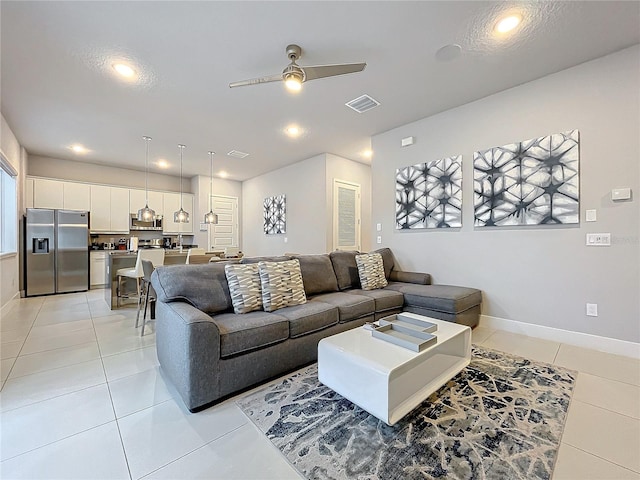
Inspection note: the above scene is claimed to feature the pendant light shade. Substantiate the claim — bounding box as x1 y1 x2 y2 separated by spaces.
204 151 218 224
174 144 190 223
137 136 156 221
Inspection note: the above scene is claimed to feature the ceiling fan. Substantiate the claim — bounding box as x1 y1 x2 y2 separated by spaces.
229 44 366 91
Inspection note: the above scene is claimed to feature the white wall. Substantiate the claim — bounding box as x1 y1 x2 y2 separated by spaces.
243 154 327 256
371 45 640 343
0 114 24 309
29 155 189 193
325 154 372 252
243 153 373 256
191 175 243 250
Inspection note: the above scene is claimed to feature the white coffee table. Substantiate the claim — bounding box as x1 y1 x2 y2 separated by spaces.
318 313 471 425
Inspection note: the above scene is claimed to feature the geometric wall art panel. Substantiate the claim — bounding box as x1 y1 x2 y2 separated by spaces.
263 194 286 234
473 130 580 226
396 155 462 229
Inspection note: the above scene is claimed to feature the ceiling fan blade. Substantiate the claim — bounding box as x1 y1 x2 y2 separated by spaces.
229 74 282 88
302 63 366 81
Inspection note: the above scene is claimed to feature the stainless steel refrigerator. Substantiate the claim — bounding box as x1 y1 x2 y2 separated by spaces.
25 208 89 296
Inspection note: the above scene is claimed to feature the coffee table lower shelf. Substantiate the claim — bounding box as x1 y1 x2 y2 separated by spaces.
318 314 471 426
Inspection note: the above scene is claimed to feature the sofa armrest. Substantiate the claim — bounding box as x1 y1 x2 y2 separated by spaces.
389 270 431 285
155 301 222 411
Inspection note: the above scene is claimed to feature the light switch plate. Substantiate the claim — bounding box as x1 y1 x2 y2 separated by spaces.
612 187 631 201
586 233 611 246
376 223 382 232
586 303 598 317
585 209 597 222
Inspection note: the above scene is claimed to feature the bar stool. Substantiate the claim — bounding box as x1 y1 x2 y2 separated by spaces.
138 259 157 336
185 248 206 264
116 248 165 308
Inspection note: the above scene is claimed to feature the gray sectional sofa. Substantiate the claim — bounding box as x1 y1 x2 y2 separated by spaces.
150 248 482 412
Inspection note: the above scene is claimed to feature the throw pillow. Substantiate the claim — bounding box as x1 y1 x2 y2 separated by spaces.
224 264 263 314
258 259 307 312
355 253 388 290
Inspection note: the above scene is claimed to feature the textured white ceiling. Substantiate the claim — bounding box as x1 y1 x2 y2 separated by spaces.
2 1 639 181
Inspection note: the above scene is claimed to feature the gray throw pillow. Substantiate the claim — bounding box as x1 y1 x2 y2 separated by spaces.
355 253 388 290
224 264 263 314
258 259 307 312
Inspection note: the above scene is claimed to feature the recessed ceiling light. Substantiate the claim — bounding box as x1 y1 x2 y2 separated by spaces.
495 14 522 34
112 63 137 79
362 149 373 158
218 171 228 178
285 125 302 137
69 144 88 154
157 159 169 169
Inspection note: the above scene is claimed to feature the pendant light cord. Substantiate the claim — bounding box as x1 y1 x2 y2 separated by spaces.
178 144 185 209
209 151 214 211
143 136 151 205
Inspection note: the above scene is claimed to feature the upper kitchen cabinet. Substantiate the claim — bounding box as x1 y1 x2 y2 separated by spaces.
25 177 34 209
90 185 130 233
63 182 91 210
162 192 194 234
33 178 64 209
129 189 164 216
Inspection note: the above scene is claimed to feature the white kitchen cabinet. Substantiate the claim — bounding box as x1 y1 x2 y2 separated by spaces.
63 182 91 210
110 187 130 232
33 178 64 209
90 185 129 233
90 251 107 286
25 178 34 209
163 192 194 234
129 189 163 216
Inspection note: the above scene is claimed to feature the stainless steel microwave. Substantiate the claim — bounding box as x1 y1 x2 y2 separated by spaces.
130 214 163 231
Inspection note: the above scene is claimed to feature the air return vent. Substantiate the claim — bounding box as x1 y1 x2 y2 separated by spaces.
345 94 380 113
227 150 249 159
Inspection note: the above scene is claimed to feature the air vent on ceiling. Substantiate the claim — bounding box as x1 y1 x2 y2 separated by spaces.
227 150 249 159
345 94 380 113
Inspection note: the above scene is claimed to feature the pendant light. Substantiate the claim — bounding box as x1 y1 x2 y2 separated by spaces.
137 136 156 221
173 144 190 223
203 151 219 224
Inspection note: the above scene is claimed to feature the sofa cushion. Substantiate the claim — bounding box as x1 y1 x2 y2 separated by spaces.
258 260 307 312
310 292 374 322
329 250 361 291
355 253 388 290
152 263 232 314
224 264 263 314
276 301 338 338
241 255 292 264
400 284 482 313
373 248 395 279
291 254 339 296
211 311 289 358
347 289 404 312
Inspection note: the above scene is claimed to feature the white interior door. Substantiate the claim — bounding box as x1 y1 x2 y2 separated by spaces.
333 179 361 251
208 195 238 250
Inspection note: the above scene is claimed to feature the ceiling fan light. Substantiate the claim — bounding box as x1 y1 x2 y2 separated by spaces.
204 210 218 224
137 205 156 222
284 76 302 91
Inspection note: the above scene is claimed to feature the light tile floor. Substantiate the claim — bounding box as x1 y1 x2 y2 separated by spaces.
0 293 638 479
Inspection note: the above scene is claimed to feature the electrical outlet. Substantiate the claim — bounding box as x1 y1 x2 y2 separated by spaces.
283 237 288 243
586 303 598 317
376 236 382 244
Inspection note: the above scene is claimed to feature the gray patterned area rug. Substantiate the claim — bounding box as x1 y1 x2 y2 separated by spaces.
236 346 576 480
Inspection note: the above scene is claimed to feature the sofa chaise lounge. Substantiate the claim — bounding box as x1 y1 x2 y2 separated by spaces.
150 248 482 412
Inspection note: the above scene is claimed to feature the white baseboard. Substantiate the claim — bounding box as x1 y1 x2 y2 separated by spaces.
0 291 20 318
480 314 640 360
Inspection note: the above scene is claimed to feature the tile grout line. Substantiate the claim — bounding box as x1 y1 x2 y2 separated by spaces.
570 397 640 422
1 298 46 390
561 441 640 475
137 422 248 479
92 304 134 480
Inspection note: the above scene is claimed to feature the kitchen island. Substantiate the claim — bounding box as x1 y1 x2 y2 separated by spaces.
104 250 190 310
